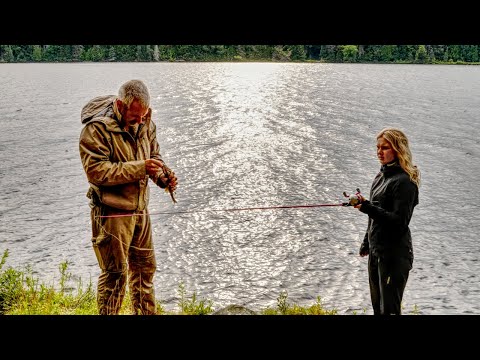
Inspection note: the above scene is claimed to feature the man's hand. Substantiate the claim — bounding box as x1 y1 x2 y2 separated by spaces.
158 164 178 204
146 159 178 193
145 159 165 177
164 166 177 193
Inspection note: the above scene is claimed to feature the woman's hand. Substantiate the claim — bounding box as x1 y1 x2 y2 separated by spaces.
354 194 366 210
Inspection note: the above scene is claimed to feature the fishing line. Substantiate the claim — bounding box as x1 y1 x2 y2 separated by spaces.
91 189 363 255
95 189 363 219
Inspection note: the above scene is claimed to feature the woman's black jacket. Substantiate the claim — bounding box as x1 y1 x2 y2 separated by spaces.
359 162 419 260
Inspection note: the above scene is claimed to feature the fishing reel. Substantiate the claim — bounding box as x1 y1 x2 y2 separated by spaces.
342 188 363 206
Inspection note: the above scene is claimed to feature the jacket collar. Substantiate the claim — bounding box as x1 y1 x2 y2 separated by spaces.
380 160 402 176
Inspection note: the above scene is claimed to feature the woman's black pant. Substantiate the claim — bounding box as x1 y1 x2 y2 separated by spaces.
368 253 412 315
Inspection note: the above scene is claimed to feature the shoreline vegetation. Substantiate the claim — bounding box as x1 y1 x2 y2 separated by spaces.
0 250 419 315
0 45 479 65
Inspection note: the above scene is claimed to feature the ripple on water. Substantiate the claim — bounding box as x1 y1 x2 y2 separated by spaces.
1 63 480 314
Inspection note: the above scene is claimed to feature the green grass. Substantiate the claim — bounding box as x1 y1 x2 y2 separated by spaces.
261 290 337 315
0 249 418 315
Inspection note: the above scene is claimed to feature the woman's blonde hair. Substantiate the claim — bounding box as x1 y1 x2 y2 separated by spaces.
377 128 421 187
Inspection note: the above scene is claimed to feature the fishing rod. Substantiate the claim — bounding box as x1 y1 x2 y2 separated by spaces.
95 188 364 219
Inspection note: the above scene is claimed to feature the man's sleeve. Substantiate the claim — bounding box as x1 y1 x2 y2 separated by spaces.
79 122 146 186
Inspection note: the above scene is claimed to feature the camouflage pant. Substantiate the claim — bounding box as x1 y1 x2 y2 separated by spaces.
90 205 157 315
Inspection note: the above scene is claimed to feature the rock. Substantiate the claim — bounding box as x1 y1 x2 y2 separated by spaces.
212 304 258 315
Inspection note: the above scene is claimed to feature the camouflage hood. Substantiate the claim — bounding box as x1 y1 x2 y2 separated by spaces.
81 95 117 124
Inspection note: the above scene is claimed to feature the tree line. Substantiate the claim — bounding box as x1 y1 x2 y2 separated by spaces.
1 45 479 64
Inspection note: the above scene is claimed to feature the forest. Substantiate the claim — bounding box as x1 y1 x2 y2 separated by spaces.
1 45 479 64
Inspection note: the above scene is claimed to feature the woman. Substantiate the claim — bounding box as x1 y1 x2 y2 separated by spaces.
355 128 420 315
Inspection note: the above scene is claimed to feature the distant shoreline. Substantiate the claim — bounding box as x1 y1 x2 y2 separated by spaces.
2 45 478 64
1 60 479 65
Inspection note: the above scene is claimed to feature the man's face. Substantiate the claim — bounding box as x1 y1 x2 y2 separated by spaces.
118 99 149 126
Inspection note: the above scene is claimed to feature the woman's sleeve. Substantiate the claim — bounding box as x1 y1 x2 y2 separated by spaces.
359 179 418 227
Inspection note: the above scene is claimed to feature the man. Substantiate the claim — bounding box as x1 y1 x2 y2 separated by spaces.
79 79 177 315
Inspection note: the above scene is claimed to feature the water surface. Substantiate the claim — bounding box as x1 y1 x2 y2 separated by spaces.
1 62 479 314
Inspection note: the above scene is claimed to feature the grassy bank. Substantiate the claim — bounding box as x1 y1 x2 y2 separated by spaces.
0 249 418 315
0 249 338 315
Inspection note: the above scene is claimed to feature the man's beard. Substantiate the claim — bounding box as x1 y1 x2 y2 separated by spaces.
128 123 139 136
